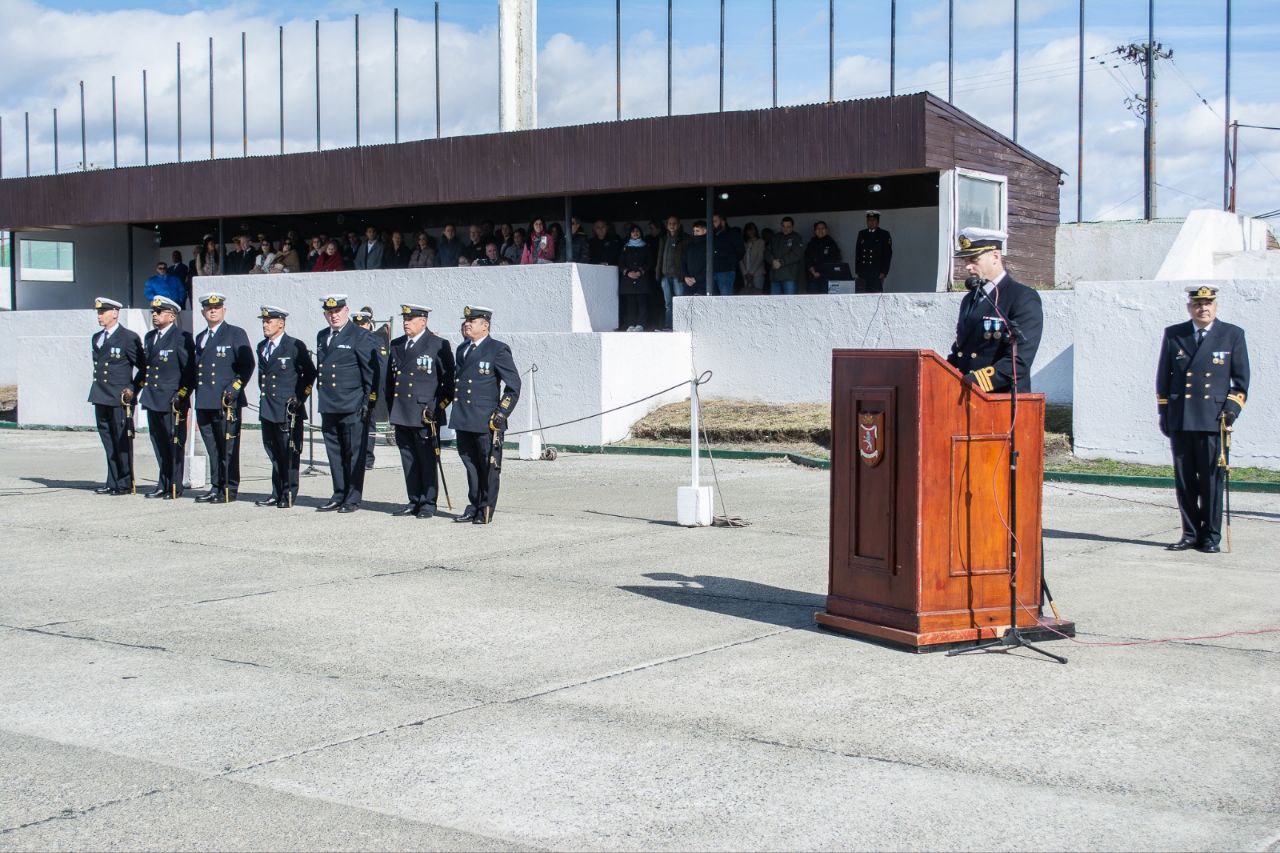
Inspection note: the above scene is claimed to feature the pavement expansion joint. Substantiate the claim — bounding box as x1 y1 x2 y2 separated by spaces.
0 782 186 837
2 623 168 653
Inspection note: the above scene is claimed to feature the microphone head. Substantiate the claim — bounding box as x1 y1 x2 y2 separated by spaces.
964 275 985 291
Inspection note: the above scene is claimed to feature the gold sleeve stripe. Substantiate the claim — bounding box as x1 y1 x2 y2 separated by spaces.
971 365 996 393
1227 392 1246 407
1157 397 1168 405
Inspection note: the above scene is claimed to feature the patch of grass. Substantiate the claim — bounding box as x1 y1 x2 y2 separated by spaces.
0 385 15 422
632 399 830 447
1047 456 1280 483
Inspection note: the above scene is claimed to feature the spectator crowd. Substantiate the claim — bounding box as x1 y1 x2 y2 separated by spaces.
152 213 887 332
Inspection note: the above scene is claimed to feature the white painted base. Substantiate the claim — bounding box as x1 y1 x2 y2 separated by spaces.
185 454 207 490
518 433 543 460
676 485 714 527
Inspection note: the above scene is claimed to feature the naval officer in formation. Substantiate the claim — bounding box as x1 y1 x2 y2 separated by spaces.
947 227 1043 394
88 297 145 495
315 295 380 513
450 306 521 524
386 303 455 518
255 305 318 508
1156 285 1250 553
139 296 195 498
193 292 256 503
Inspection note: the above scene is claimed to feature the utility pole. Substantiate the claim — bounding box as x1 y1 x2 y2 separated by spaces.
1112 39 1172 220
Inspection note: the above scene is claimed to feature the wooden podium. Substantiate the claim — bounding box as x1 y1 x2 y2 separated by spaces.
816 349 1054 650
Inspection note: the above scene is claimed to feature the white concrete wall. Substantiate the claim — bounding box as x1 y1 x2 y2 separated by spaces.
199 263 618 337
1072 279 1277 469
674 292 1075 405
10 226 157 311
1155 210 1269 280
1211 250 1280 279
1055 220 1182 287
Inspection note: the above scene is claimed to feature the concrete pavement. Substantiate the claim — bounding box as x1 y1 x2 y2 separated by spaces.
0 430 1277 850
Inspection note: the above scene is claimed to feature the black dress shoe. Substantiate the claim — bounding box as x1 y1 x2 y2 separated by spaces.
416 508 435 519
1198 542 1221 553
109 488 130 496
255 496 279 507
94 486 114 495
317 500 342 512
392 505 419 517
472 509 492 525
195 491 219 503
453 509 477 523
144 488 166 499
1167 538 1199 551
337 504 359 514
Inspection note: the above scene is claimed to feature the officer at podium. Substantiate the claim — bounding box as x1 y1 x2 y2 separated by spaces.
947 227 1043 394
1156 285 1249 553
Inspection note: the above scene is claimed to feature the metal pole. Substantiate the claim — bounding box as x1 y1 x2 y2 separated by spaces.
1013 0 1020 142
1144 0 1154 220
1223 0 1231 209
1077 0 1084 222
890 0 896 96
112 75 118 167
80 81 86 170
394 8 400 143
354 13 360 147
718 0 725 112
689 376 700 488
143 71 149 165
176 43 182 162
209 36 215 160
434 1 441 138
279 25 284 154
771 0 777 107
947 0 954 102
53 108 59 175
24 111 30 176
0 117 3 180
241 32 247 157
315 20 321 150
666 0 672 115
616 0 622 121
828 0 834 103
1228 122 1238 213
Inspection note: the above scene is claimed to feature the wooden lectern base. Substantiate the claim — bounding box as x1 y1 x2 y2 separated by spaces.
815 611 1076 653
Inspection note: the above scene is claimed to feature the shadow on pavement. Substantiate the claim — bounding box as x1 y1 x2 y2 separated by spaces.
1044 527 1169 548
618 571 823 628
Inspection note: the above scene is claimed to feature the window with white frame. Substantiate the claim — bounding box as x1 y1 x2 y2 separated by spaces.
19 239 75 282
956 170 1007 233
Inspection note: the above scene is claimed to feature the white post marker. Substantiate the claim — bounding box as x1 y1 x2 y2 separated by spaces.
677 374 713 526
185 413 207 489
517 365 542 460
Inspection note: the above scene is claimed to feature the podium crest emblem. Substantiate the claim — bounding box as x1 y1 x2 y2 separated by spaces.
858 411 885 467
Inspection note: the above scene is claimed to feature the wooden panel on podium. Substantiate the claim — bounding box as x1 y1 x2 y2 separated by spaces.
816 349 1045 649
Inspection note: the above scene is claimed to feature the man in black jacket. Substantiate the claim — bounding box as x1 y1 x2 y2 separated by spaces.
854 210 893 293
804 221 843 294
946 227 1043 394
255 305 318 508
1156 285 1250 553
193 292 256 503
139 296 196 499
315 295 380 513
88 297 145 495
680 221 709 296
387 303 455 519
449 306 521 524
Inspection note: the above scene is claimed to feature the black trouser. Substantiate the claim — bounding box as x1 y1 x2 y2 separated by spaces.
855 274 883 294
94 404 132 491
322 411 368 506
394 424 440 510
1171 430 1225 546
806 276 829 295
262 416 302 503
619 293 648 329
196 407 243 496
146 407 186 495
456 429 503 517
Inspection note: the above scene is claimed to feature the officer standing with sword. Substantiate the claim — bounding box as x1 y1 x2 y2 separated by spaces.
254 305 318 508
87 297 145 496
449 306 520 525
386 303 455 519
139 296 195 499
193 292 255 504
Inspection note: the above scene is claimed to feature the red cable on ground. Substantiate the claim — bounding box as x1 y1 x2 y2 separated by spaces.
1016 597 1280 647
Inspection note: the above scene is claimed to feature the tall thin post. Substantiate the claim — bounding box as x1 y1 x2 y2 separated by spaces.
208 36 215 160
1228 122 1238 212
666 0 672 115
1013 0 1020 141
24 111 30 176
828 0 835 102
354 14 361 147
0 117 4 180
79 81 87 170
434 1 442 138
393 8 400 143
1076 0 1084 222
176 43 182 162
53 108 59 174
241 32 247 156
111 75 118 167
718 0 725 111
890 0 897 96
278 25 284 154
1144 0 1155 220
315 20 321 150
704 187 713 295
616 0 622 120
142 71 149 165
1223 0 1231 209
771 0 777 107
690 374 700 488
947 0 954 101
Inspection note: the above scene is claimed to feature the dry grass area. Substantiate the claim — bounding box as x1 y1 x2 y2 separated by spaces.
0 385 16 419
632 398 831 447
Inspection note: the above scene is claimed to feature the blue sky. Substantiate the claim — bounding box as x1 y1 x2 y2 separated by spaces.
3 0 1278 221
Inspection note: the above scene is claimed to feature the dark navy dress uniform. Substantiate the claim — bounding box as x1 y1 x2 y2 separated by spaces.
353 311 389 470
946 273 1043 394
257 315 318 507
448 308 521 524
139 299 196 498
386 307 455 517
193 299 256 501
87 301 145 494
1156 289 1249 551
315 310 380 511
854 220 892 294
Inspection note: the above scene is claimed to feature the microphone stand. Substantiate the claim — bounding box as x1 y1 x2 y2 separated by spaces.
949 281 1067 664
